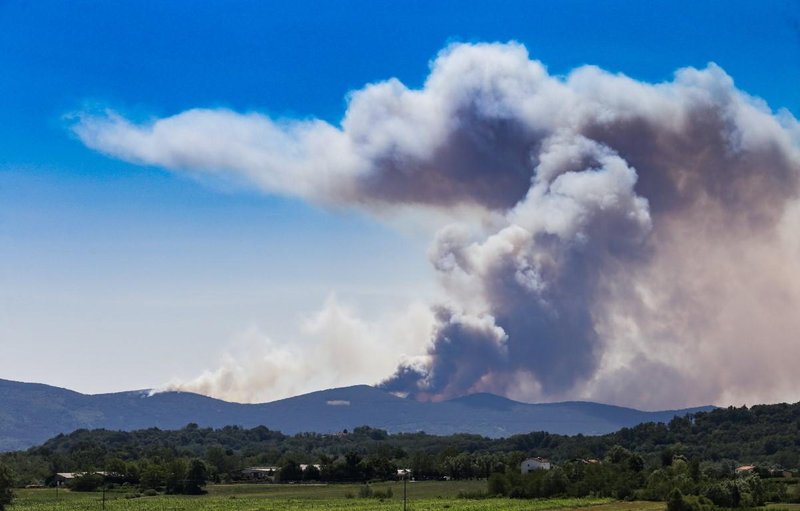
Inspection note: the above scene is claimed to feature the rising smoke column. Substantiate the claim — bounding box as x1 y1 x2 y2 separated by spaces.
74 43 800 408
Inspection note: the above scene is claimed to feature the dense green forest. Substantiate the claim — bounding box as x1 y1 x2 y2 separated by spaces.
1 401 799 509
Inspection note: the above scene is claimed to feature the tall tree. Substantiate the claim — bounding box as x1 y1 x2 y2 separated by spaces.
0 462 15 511
184 459 208 495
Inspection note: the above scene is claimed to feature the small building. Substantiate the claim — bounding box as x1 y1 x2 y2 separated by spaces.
241 467 280 481
397 468 412 479
54 471 115 486
735 465 756 475
54 473 80 486
521 457 551 474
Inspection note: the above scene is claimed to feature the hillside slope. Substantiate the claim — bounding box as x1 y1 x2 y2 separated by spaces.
0 378 712 451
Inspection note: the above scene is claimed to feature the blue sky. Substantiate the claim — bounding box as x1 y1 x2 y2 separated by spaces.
1 0 798 398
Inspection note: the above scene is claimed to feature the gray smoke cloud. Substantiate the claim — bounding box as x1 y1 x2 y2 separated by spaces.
74 42 800 408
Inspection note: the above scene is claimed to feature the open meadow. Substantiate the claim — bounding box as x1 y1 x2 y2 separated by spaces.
8 481 637 511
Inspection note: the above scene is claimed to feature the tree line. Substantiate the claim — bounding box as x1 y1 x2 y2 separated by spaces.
485 445 792 510
0 401 799 509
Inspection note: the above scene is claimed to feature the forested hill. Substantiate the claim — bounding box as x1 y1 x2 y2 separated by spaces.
4 401 798 484
0 378 711 451
607 402 800 467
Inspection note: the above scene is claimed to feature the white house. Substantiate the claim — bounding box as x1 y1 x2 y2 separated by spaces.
520 457 551 473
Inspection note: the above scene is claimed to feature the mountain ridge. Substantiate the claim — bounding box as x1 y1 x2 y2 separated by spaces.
0 378 714 452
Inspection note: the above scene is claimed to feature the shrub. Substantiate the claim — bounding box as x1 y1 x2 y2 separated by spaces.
70 473 104 492
457 490 489 499
0 463 14 511
488 472 510 496
704 475 765 508
372 487 393 499
667 488 693 511
683 495 717 511
358 484 373 498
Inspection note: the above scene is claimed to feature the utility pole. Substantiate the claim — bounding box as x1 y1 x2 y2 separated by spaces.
403 472 407 511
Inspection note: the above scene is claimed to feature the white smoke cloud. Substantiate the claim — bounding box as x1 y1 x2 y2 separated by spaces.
76 42 800 408
161 296 434 403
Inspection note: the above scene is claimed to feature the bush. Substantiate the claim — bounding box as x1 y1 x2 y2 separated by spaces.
70 473 104 492
303 464 321 481
0 463 14 511
372 487 393 499
762 480 789 503
142 489 158 497
704 480 736 508
165 459 188 494
667 489 693 511
457 490 489 499
488 472 510 496
138 463 165 492
683 495 717 511
667 490 719 511
704 475 765 508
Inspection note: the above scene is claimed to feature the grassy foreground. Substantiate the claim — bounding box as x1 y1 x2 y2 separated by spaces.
7 481 640 510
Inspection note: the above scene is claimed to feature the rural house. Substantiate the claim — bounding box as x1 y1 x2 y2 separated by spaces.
520 457 551 473
54 473 79 486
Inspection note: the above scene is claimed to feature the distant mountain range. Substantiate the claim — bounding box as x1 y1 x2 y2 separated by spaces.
0 378 713 452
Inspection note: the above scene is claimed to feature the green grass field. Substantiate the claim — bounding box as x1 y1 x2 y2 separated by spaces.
7 481 630 511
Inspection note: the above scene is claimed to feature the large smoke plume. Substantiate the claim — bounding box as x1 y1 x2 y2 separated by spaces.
74 43 800 408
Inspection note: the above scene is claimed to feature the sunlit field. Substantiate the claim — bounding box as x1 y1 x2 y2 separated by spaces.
8 481 624 511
